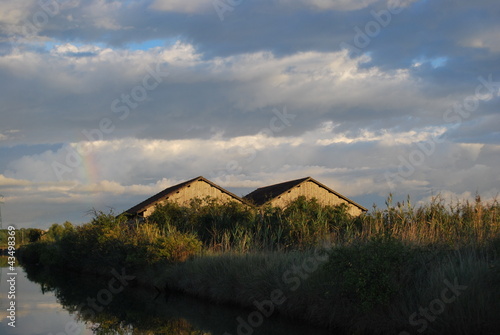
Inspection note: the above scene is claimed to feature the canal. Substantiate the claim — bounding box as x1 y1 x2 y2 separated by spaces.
0 257 331 334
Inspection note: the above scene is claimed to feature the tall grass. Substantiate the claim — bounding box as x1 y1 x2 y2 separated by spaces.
147 194 500 251
17 194 500 334
153 236 500 334
142 194 499 333
359 194 499 247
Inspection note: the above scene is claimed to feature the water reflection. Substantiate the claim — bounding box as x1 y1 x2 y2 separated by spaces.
0 257 93 335
18 261 330 335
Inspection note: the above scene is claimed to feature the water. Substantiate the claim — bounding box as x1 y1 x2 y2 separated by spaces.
0 258 331 334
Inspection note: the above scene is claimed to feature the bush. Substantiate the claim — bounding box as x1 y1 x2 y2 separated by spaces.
27 229 44 243
155 231 203 263
125 225 202 267
21 211 203 272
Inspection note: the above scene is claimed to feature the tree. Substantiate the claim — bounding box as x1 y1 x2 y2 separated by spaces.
27 229 44 243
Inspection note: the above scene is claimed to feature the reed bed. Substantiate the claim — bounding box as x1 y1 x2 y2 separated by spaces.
18 194 500 334
147 194 500 251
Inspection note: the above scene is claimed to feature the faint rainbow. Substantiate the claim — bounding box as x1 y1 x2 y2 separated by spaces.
74 140 100 187
82 150 100 186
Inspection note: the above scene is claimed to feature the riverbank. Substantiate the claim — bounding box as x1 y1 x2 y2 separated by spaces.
18 196 500 334
19 237 500 334
147 242 500 334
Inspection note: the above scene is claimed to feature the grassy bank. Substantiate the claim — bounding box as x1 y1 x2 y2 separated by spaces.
152 240 499 334
18 195 500 334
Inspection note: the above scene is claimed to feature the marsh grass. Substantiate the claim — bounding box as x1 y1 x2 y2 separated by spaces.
18 194 500 334
145 193 500 252
152 237 500 334
359 194 500 247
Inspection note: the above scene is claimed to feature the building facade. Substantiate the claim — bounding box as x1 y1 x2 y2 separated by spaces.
124 176 247 218
243 177 367 216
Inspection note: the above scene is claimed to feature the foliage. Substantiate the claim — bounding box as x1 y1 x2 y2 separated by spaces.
125 225 202 266
148 196 353 251
158 242 500 334
0 228 36 247
27 228 44 243
16 193 500 335
20 210 202 271
42 222 75 242
146 194 500 252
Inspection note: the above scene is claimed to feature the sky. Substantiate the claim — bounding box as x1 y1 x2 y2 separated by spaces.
0 0 499 229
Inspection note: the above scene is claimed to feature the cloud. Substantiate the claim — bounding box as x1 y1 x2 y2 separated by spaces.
460 29 500 54
0 42 439 147
0 174 31 187
277 0 380 11
150 0 416 14
150 0 213 13
0 1 32 25
2 122 498 227
0 0 499 228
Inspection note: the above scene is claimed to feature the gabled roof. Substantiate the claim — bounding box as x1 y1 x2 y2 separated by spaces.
243 176 367 211
124 176 246 216
243 177 310 206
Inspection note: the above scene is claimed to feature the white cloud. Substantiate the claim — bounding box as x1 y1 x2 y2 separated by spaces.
0 42 437 148
5 127 496 192
3 127 498 226
166 48 423 112
150 0 213 13
0 174 31 187
313 122 447 146
0 1 31 25
277 0 380 11
417 189 498 207
149 0 417 14
461 30 500 53
84 0 124 30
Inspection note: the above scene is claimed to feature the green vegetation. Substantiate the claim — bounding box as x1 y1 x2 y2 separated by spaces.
149 194 500 250
325 236 410 312
0 228 39 249
153 239 500 334
18 194 500 334
19 211 202 273
147 196 359 251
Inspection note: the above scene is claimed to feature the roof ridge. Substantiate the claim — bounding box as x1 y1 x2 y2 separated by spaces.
124 176 250 216
243 176 367 211
243 177 310 206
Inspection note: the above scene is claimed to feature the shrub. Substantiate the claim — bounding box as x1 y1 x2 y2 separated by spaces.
20 211 202 272
148 201 190 234
155 231 203 263
125 224 202 267
27 229 44 243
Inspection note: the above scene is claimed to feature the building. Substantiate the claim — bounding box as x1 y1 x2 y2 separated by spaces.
243 177 367 216
124 176 247 219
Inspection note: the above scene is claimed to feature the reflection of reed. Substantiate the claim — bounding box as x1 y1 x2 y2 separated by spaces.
21 262 328 335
